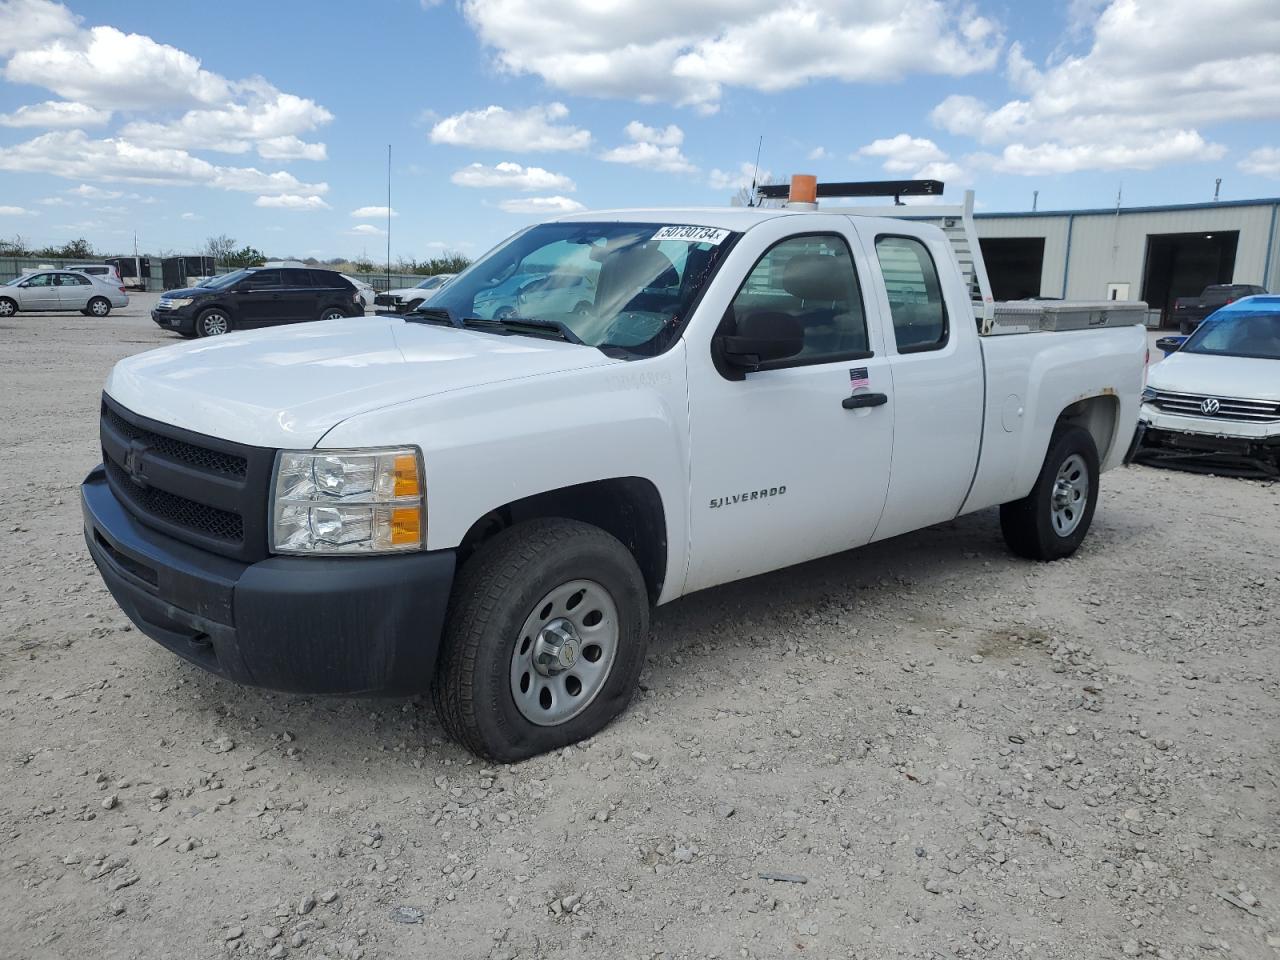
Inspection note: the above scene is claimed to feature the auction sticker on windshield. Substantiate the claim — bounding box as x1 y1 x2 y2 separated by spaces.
651 225 731 244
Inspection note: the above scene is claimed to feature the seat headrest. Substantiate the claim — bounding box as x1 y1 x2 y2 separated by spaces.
782 254 851 301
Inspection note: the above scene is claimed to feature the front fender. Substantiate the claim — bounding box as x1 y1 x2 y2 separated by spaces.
317 346 691 603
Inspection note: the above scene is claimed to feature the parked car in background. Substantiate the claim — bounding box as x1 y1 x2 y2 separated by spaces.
471 271 595 319
1172 283 1266 334
0 270 128 317
67 263 123 283
151 266 360 337
374 273 455 313
342 274 375 312
1137 296 1280 476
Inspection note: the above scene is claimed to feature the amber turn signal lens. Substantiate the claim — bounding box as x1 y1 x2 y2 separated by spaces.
389 506 422 545
393 454 421 497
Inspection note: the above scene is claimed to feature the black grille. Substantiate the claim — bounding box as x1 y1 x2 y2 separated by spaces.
99 395 275 562
106 459 244 542
103 404 247 477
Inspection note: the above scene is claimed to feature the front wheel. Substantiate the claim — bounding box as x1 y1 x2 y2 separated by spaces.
87 297 111 317
1000 424 1099 561
0 298 15 318
432 519 650 762
196 309 231 337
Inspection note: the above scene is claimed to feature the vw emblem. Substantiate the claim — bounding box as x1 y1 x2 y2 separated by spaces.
1200 397 1221 416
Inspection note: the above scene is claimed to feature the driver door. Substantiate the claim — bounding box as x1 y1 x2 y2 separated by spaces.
18 273 59 310
684 224 894 593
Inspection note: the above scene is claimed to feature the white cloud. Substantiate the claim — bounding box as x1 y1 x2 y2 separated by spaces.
0 0 79 57
1240 147 1280 178
601 121 696 173
451 161 576 191
807 146 828 161
0 205 37 216
915 160 966 183
857 134 947 173
0 131 329 195
623 121 682 147
257 135 326 161
708 161 771 191
180 211 201 220
254 194 330 210
119 92 331 155
429 102 591 151
350 206 398 218
460 0 1000 111
0 99 109 127
349 223 386 236
497 196 585 214
38 196 70 205
69 183 120 199
929 1 1280 174
5 24 230 109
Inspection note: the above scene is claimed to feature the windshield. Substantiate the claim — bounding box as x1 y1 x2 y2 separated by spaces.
420 221 736 353
415 275 448 290
1182 306 1280 360
200 270 248 289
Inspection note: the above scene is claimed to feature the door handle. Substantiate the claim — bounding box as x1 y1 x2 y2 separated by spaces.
842 392 888 409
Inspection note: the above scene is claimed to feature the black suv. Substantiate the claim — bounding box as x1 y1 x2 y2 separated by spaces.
152 267 361 337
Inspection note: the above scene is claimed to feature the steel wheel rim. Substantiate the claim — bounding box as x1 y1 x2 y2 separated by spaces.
509 579 619 726
1050 453 1088 536
202 313 228 335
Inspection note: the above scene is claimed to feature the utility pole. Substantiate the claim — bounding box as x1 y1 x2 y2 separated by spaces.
1214 178 1222 202
386 144 392 290
1032 190 1038 212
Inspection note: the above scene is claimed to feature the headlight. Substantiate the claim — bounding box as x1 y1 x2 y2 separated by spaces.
166 297 194 307
1141 386 1157 402
270 448 424 555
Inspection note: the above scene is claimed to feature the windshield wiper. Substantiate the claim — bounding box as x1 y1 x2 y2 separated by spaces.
403 306 462 328
461 316 584 345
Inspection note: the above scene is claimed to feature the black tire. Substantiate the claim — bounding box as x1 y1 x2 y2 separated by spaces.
0 297 15 318
318 307 346 322
432 518 650 762
87 297 112 318
1000 424 1099 561
196 309 232 337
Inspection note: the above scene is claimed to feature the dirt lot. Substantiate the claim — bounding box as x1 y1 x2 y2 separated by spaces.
1 298 1277 960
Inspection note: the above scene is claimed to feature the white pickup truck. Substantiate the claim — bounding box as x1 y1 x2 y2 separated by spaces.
83 180 1148 761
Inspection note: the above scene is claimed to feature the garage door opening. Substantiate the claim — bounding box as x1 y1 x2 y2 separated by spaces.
1141 231 1238 327
979 237 1046 300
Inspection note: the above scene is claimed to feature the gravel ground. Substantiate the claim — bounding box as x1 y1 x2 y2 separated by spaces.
1 297 1277 960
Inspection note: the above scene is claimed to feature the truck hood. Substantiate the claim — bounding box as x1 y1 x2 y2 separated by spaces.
105 316 618 448
1149 351 1280 402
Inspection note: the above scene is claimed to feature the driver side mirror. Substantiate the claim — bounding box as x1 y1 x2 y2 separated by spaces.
717 311 804 372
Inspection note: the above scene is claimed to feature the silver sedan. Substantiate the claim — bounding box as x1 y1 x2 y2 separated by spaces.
0 270 129 317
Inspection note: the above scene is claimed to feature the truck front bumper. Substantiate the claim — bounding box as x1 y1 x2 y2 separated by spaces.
82 465 456 695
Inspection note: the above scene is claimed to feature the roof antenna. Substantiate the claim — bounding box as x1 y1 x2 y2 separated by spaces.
748 135 763 207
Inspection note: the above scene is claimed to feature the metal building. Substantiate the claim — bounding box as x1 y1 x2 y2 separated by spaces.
974 197 1280 327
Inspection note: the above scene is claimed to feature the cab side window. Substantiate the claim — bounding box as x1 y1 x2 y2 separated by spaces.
875 235 947 352
25 273 53 287
729 234 869 366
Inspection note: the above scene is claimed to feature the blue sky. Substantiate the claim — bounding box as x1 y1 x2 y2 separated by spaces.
1 0 1278 261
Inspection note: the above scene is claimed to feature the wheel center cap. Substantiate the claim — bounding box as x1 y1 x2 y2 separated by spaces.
532 619 579 677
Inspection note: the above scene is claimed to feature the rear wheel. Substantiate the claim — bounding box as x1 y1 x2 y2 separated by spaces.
87 297 111 317
196 309 231 337
319 307 346 322
432 519 650 762
1000 424 1099 561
